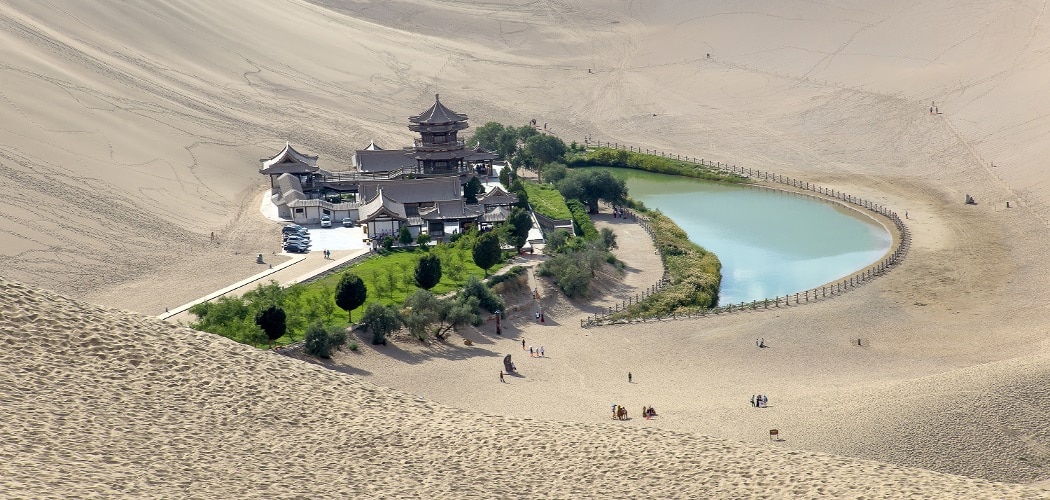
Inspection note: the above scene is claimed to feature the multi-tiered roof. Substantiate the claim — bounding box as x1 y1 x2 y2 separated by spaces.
406 94 470 173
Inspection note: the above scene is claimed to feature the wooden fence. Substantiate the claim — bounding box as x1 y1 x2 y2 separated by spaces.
581 140 911 327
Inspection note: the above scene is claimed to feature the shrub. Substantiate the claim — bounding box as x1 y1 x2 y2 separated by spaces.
362 302 402 345
304 321 346 359
567 147 745 183
538 254 591 297
566 199 598 240
460 275 504 313
486 266 527 288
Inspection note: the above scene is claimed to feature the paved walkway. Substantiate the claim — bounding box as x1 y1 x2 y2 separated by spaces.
160 247 370 324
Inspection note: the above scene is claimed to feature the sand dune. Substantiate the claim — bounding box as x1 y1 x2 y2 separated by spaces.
2 0 1050 495
1 277 1045 498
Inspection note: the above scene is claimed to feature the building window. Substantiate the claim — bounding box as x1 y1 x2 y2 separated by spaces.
295 208 304 214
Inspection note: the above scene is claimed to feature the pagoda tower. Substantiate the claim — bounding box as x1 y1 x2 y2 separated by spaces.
406 94 470 175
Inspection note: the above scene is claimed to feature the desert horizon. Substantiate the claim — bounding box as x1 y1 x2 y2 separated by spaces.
2 0 1050 497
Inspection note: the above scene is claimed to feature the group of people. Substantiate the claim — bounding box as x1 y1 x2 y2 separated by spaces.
642 406 657 419
611 207 633 220
751 394 769 408
610 404 658 420
528 345 545 357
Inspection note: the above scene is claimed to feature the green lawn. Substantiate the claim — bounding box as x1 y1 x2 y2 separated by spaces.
189 238 503 349
524 182 572 220
296 245 488 326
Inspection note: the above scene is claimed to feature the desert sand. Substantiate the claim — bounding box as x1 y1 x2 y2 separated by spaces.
2 0 1050 496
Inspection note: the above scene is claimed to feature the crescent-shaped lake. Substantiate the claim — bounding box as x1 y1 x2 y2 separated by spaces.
599 168 893 305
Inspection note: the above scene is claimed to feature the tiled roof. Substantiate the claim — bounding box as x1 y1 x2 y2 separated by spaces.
478 185 518 206
481 206 511 223
359 177 462 204
409 94 467 124
359 189 407 222
286 199 360 211
274 173 306 205
418 201 484 220
464 145 498 162
354 149 412 172
260 142 319 171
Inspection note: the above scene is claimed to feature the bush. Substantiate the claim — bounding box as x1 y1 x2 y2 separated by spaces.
362 302 402 345
304 321 347 359
538 254 591 297
567 147 746 183
567 199 598 240
486 266 527 288
460 275 504 313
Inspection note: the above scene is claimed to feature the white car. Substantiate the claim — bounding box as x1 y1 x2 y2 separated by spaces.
320 215 332 228
342 217 355 227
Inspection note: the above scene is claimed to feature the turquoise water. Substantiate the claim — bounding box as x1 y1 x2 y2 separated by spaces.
601 168 892 305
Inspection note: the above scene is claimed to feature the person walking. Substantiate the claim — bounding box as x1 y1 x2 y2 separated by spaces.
522 338 526 350
540 346 545 357
628 372 632 383
751 395 755 407
499 371 505 383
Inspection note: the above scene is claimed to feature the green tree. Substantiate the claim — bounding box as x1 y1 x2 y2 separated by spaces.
503 206 533 252
189 296 265 345
362 302 402 345
509 178 530 209
334 273 367 322
438 295 480 340
241 280 284 308
464 176 485 204
524 134 567 183
498 166 512 188
495 128 520 160
414 253 443 290
515 125 539 142
398 226 413 246
382 236 395 252
556 169 628 213
254 305 287 348
542 162 569 184
468 122 505 150
472 231 502 276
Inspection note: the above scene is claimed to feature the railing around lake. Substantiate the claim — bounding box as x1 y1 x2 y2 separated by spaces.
580 139 911 328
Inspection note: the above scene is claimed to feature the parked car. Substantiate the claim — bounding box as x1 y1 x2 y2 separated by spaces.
320 215 332 228
283 242 309 253
342 217 355 227
284 235 310 246
282 224 307 235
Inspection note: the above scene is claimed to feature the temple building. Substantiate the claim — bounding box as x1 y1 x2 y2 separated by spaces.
260 95 517 240
259 143 322 189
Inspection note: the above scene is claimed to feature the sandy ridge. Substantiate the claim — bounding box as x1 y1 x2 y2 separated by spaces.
1 277 1045 498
